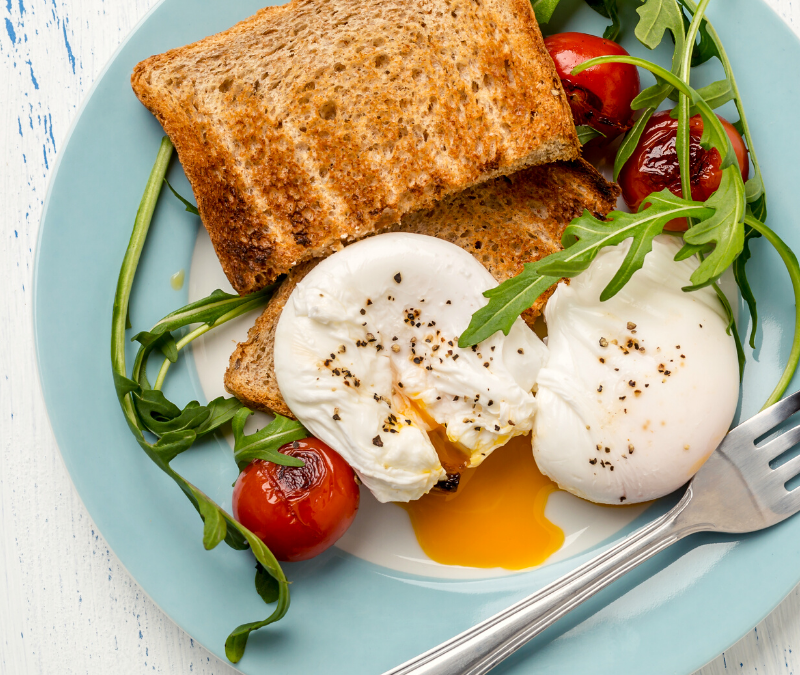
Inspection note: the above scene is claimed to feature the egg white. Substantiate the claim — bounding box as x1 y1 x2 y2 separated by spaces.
532 236 740 505
274 233 548 503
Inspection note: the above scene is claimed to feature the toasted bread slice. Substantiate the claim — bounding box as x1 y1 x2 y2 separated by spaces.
131 0 580 295
225 160 620 417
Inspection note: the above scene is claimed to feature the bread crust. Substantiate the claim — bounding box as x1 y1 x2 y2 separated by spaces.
224 159 620 417
132 0 579 294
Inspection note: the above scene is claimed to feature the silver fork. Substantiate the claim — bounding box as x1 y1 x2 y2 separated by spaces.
384 389 800 675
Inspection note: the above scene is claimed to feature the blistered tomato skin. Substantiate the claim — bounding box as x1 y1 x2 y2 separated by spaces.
544 32 640 139
232 437 360 562
618 111 749 231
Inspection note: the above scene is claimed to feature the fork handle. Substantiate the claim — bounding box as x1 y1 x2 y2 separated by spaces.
384 490 695 675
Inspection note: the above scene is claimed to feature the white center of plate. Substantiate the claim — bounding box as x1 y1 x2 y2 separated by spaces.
188 228 647 579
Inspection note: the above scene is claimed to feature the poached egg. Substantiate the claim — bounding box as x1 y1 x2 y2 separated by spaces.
274 233 548 503
532 236 740 504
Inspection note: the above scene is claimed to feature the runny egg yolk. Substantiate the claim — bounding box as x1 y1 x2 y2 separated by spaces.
402 435 564 570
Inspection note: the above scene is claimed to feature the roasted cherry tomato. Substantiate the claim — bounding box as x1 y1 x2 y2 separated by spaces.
618 110 749 231
544 32 640 139
232 437 360 562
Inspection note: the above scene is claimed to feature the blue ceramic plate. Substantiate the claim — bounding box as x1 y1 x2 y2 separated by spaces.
34 1 800 673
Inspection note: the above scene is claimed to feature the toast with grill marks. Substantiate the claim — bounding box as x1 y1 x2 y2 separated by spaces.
224 160 620 417
131 0 580 294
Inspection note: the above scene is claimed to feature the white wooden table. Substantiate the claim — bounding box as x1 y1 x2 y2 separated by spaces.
2 1 800 673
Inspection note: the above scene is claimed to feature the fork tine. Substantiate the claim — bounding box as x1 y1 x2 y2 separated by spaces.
774 452 800 486
734 389 800 439
761 424 800 462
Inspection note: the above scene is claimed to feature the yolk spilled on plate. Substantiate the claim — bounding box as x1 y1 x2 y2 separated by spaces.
402 435 564 570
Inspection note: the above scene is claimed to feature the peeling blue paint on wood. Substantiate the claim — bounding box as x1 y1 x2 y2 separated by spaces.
25 59 38 88
62 21 73 73
5 16 16 44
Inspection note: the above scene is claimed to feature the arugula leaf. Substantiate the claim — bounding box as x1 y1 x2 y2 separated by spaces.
134 387 181 420
225 528 290 663
628 0 686 116
682 166 746 287
575 55 737 170
576 125 604 145
133 286 276 393
617 0 684 180
677 0 719 66
677 0 768 216
164 177 200 215
131 330 179 388
530 0 562 24
673 241 712 262
159 333 178 363
459 191 712 347
668 79 733 109
111 138 292 664
113 371 141 399
748 192 768 222
636 0 686 65
254 562 280 604
631 80 671 111
195 396 245 437
196 492 228 550
150 287 276 338
584 0 621 41
135 393 212 436
614 108 655 180
733 226 761 349
694 79 733 109
152 429 197 465
232 409 308 470
710 279 745 379
745 216 800 408
745 172 765 204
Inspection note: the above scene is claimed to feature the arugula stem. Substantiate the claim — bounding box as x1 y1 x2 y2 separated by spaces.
677 0 712 217
575 54 738 179
151 294 268 391
111 138 292 662
153 324 210 390
111 137 174 431
679 0 765 205
744 216 800 409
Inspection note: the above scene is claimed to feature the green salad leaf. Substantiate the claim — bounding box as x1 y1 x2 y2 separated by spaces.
164 176 200 215
232 408 308 470
148 286 278 340
733 225 761 349
584 0 621 40
635 0 685 50
459 190 712 347
531 0 562 24
576 125 605 145
473 0 800 410
614 108 655 180
677 0 719 66
744 216 800 408
112 138 293 664
611 0 685 179
682 166 746 288
255 562 281 604
224 530 290 663
668 78 733 109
